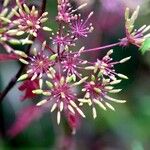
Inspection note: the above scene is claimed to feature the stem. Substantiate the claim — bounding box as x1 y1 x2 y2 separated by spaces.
40 0 47 13
38 36 55 54
57 23 63 58
71 42 120 54
0 105 5 138
0 0 47 103
0 64 26 103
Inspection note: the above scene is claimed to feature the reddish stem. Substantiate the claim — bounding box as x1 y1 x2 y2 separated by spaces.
71 42 120 55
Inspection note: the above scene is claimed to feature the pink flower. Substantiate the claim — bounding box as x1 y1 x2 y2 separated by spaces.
11 3 51 37
61 47 86 77
70 12 94 38
85 50 130 80
52 33 73 47
15 41 55 81
56 0 87 23
79 75 126 119
27 51 54 80
7 0 132 131
33 71 88 124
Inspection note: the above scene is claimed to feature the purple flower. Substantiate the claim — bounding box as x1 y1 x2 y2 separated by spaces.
15 41 56 81
56 0 87 23
70 12 94 38
52 33 73 47
11 3 51 37
61 47 86 77
85 49 130 80
79 75 126 119
12 0 132 128
56 0 73 23
33 72 88 124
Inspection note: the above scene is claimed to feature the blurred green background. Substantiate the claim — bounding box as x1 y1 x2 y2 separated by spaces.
0 0 150 149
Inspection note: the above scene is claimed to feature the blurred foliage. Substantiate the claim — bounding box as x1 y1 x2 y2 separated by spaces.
140 38 150 54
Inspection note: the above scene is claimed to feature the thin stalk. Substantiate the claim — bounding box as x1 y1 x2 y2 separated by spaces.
71 42 120 55
57 23 63 58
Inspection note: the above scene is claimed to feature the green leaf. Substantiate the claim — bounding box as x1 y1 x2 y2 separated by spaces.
140 38 150 54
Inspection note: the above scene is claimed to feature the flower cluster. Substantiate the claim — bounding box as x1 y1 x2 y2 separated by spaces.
56 0 87 23
10 3 51 37
120 6 150 48
33 71 88 124
80 76 126 119
52 0 94 50
1 0 150 134
70 12 94 38
15 41 55 82
0 0 51 53
13 0 131 126
0 0 19 52
85 50 130 80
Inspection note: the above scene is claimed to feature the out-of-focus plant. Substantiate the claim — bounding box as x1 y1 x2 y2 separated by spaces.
0 0 150 137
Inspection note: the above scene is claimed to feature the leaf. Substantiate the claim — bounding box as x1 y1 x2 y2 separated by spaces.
140 38 150 54
18 79 39 101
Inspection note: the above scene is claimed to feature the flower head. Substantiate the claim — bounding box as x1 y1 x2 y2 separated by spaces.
56 0 87 23
15 41 56 81
70 12 94 38
11 3 51 37
121 6 150 47
79 75 126 119
52 32 74 47
61 47 86 77
11 0 132 129
0 0 22 52
85 49 130 80
33 72 88 124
